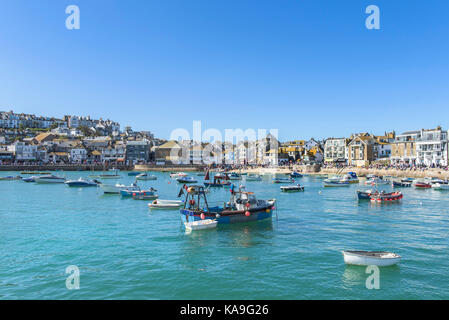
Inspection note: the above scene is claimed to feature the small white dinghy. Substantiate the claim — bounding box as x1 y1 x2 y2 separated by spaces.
184 219 218 232
148 199 184 209
342 251 401 267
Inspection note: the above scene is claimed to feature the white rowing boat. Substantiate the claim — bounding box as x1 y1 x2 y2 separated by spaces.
148 199 184 209
184 219 218 231
342 250 402 266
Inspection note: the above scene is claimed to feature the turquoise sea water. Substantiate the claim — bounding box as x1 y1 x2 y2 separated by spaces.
1 171 448 300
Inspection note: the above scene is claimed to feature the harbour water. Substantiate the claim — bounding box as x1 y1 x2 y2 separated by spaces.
1 171 448 299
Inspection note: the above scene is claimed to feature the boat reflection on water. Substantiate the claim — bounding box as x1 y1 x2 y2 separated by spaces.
342 264 401 290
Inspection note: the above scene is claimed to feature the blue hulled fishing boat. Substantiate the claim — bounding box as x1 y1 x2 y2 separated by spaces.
179 185 276 225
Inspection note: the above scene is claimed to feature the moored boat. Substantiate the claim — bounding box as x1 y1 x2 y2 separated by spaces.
290 171 303 178
34 175 66 184
323 179 349 187
0 175 22 181
127 171 141 176
365 177 389 185
280 184 304 192
170 172 187 178
131 191 159 200
65 177 99 187
341 172 359 184
184 219 218 232
392 180 412 187
342 251 402 266
180 185 276 224
414 181 432 189
176 176 198 184
136 173 157 181
148 199 184 209
22 176 38 182
101 182 140 194
432 183 449 190
356 189 378 200
370 191 403 203
227 173 242 180
245 174 263 181
272 177 294 184
120 185 155 197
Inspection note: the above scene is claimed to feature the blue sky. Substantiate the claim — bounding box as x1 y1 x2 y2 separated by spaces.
0 0 448 141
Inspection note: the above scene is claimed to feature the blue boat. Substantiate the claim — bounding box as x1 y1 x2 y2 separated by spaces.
290 171 303 178
65 178 99 187
127 172 141 176
179 185 276 225
177 176 198 183
120 187 157 198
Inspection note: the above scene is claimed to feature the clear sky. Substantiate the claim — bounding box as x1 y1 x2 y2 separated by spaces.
1 0 448 141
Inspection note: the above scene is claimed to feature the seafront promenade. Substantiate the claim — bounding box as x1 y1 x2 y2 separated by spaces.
0 164 204 172
2 163 449 180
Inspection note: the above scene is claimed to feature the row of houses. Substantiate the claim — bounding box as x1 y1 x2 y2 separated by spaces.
0 111 120 136
324 127 448 167
0 132 156 165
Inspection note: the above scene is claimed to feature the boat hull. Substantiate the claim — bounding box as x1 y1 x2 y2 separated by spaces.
180 206 274 224
342 251 401 266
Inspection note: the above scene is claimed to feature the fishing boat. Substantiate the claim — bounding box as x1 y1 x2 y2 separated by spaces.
432 183 449 190
127 171 141 176
0 175 22 181
176 176 198 184
170 172 187 178
65 178 99 187
341 172 359 184
280 184 304 192
272 177 294 184
365 177 389 185
136 173 157 181
290 171 303 178
392 180 412 187
180 185 276 224
148 199 184 209
34 175 66 184
370 191 403 203
342 251 402 266
101 182 140 194
184 219 218 232
401 177 414 183
131 191 159 200
245 174 263 181
414 181 432 189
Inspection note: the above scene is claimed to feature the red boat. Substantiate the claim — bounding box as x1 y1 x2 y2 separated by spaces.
370 191 403 203
414 182 432 189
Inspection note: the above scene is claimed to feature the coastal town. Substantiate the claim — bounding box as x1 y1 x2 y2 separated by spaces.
1 110 447 172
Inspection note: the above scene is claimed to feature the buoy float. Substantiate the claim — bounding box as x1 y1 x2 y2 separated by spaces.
200 213 205 220
245 211 251 217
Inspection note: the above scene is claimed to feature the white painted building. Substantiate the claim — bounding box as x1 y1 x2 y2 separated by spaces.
415 127 448 166
324 138 348 163
8 142 37 161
